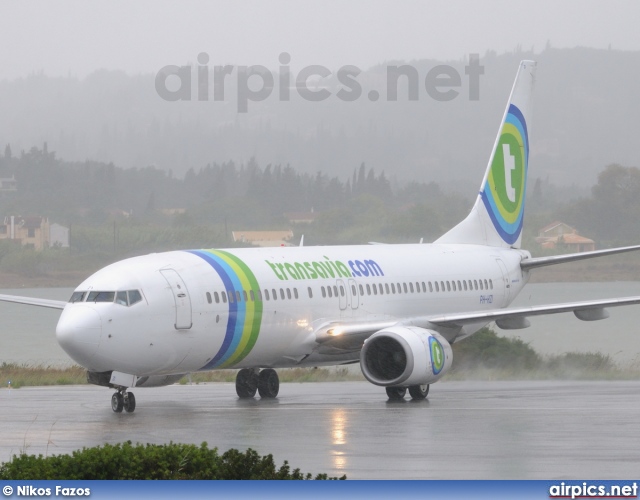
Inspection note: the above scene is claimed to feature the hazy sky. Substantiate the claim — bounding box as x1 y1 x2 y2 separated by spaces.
1 0 639 79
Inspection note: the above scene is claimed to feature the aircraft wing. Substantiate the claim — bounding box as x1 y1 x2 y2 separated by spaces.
423 296 640 328
0 294 67 310
313 296 640 350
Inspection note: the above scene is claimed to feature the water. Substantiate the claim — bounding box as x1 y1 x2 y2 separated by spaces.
1 283 639 366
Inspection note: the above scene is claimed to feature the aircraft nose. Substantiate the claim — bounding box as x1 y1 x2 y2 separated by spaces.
56 305 102 366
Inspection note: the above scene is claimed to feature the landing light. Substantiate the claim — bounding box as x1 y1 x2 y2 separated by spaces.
328 328 343 337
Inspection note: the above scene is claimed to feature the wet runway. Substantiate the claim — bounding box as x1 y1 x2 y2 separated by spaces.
1 380 640 479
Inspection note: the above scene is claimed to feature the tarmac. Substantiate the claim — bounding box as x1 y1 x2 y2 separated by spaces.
1 380 640 479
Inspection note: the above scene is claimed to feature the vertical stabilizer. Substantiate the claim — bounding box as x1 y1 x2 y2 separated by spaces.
436 60 536 248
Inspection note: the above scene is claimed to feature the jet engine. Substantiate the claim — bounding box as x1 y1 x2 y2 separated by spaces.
360 326 453 387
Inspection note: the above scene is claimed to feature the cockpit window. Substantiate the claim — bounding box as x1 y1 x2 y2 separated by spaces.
69 291 86 303
116 291 128 305
87 291 115 302
128 290 143 305
72 289 143 305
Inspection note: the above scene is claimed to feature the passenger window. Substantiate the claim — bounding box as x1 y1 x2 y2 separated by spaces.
429 282 433 292
474 280 478 290
397 283 402 294
352 285 357 296
366 284 371 295
294 288 299 299
490 279 493 290
484 279 489 290
333 286 338 297
452 281 456 291
359 284 364 295
479 280 484 290
409 283 414 293
272 288 277 300
249 290 255 301
416 282 420 292
391 283 396 294
457 280 462 291
378 284 383 295
228 291 235 304
435 281 439 292
463 281 468 291
327 286 333 298
422 282 427 292
116 291 128 306
385 283 390 294
373 285 378 295
69 291 86 303
256 289 262 301
265 289 270 301
403 283 408 293
221 291 228 303
308 287 313 298
236 291 242 302
213 292 219 304
321 286 326 298
286 288 291 299
340 286 345 297
243 290 249 301
280 289 285 300
440 281 445 292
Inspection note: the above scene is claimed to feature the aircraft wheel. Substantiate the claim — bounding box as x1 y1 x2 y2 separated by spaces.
386 386 407 400
236 368 259 398
111 392 124 413
258 369 279 398
124 392 136 413
408 384 429 400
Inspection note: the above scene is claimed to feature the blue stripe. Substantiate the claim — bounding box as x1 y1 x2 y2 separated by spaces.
187 250 245 369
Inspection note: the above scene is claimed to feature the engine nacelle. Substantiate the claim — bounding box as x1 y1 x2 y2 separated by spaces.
360 327 453 387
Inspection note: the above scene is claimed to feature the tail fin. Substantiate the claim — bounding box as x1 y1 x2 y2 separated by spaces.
436 60 536 248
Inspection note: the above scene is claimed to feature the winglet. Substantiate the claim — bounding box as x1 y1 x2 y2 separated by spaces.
436 60 536 248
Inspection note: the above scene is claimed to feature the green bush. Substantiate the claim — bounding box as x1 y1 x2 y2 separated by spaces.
0 442 346 480
451 327 541 372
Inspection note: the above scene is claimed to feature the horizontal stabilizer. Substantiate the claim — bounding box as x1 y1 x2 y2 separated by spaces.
521 244 640 270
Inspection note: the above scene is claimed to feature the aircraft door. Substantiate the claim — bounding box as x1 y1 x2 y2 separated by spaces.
495 258 510 307
348 279 359 310
160 269 193 330
336 279 348 310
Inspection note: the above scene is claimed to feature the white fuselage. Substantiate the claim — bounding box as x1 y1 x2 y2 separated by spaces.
55 243 530 378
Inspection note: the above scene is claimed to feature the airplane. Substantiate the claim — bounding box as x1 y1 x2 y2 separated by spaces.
3 59 640 413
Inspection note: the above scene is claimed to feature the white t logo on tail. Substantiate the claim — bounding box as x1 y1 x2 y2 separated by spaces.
503 143 516 202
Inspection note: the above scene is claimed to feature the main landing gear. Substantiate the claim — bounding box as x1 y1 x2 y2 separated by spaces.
111 388 136 413
386 384 430 401
235 368 280 399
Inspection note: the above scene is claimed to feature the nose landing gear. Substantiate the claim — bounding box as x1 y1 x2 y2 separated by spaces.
235 368 279 399
111 389 136 413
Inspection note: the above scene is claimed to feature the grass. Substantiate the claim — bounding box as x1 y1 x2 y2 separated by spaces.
4 353 640 389
0 362 87 389
0 363 364 389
